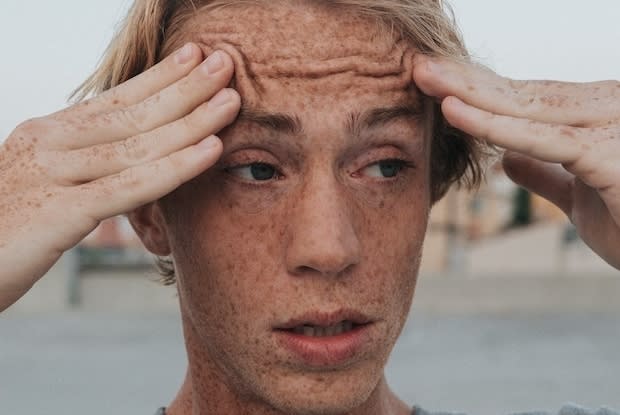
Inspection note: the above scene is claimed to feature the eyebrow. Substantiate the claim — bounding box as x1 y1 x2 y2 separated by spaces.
347 104 422 137
236 108 303 135
236 103 422 137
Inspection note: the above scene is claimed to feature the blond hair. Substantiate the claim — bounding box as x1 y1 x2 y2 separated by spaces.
73 0 488 283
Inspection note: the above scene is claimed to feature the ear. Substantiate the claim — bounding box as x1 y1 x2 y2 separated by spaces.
127 202 171 256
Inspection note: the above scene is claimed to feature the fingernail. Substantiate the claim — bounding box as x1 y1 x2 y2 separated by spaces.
209 89 232 107
202 51 225 74
175 43 194 64
198 135 221 150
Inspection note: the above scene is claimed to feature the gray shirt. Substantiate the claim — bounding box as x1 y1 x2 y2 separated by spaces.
413 404 619 415
155 403 619 414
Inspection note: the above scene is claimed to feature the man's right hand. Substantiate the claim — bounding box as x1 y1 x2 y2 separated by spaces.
0 44 240 312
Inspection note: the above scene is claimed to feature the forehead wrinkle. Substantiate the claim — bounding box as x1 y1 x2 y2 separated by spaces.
188 2 403 66
180 2 415 104
197 38 415 108
197 33 412 79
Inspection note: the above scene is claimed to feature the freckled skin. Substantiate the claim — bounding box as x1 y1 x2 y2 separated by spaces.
137 3 429 415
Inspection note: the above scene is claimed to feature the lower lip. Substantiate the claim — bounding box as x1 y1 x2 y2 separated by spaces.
273 324 373 367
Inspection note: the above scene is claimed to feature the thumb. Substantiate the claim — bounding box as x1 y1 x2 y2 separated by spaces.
502 151 574 217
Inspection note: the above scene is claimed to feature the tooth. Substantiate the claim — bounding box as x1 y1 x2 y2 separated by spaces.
293 326 304 335
315 327 326 337
303 326 315 336
344 321 354 332
325 325 335 336
333 323 343 335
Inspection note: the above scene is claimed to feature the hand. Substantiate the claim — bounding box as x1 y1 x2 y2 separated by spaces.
0 44 240 312
413 56 620 270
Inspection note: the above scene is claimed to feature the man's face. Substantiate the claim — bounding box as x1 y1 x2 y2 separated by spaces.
158 3 431 413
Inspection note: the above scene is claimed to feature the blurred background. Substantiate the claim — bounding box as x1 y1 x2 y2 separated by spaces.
1 1 619 414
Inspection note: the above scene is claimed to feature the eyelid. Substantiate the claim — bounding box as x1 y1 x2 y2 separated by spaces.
355 158 415 179
347 145 413 171
223 161 284 184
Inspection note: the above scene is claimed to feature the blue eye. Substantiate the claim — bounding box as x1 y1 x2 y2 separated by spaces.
229 163 277 181
362 159 408 178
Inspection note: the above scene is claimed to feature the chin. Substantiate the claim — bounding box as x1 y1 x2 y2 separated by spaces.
267 393 370 415
255 362 383 415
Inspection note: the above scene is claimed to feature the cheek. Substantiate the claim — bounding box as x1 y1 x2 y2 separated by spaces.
166 180 285 318
354 176 430 311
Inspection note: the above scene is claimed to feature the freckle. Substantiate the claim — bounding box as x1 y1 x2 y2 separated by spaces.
112 99 120 105
528 98 535 104
495 87 505 94
467 85 475 92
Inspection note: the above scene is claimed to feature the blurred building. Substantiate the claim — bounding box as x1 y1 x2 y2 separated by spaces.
79 216 151 269
420 163 567 274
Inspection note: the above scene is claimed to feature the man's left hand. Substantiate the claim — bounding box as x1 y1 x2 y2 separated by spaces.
413 56 620 270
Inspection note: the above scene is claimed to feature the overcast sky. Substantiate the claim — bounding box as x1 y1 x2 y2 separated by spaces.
1 0 619 138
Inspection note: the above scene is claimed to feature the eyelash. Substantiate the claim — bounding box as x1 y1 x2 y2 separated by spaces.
354 158 415 181
223 158 414 185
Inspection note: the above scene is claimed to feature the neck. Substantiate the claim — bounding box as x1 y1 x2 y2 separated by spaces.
166 312 410 415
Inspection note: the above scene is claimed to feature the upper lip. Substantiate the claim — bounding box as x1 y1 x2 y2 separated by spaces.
274 309 373 330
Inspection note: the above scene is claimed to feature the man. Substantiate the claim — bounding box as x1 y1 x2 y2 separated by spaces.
1 1 618 414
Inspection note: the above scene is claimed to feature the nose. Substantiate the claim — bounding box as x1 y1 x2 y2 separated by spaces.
285 173 361 277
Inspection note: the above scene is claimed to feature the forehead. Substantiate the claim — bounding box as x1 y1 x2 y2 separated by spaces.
180 2 417 111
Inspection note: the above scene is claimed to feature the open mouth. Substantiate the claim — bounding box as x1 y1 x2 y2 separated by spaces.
273 312 374 366
279 320 369 337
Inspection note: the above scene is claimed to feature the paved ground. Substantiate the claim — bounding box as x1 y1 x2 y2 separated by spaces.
1 310 619 415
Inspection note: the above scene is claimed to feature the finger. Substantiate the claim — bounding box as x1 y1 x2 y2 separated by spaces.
52 50 235 149
414 55 620 127
442 96 588 163
77 136 223 220
56 43 204 118
55 89 239 183
502 151 574 216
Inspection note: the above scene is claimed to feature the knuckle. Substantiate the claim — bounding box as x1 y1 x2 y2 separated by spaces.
507 78 528 93
14 117 48 140
117 137 149 163
160 156 184 189
174 75 195 97
116 105 149 133
505 78 539 111
105 88 127 107
116 168 142 189
180 111 200 133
